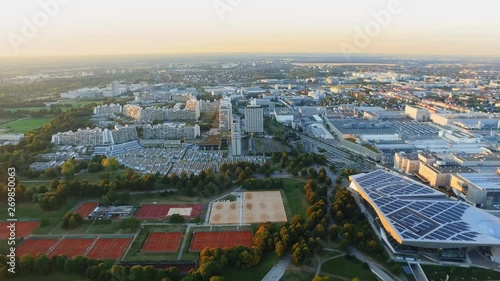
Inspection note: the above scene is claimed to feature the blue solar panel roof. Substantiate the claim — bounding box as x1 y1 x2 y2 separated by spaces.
350 170 500 247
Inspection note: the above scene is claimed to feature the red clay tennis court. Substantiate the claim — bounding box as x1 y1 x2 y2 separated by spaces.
86 237 132 260
189 231 253 252
76 202 99 218
17 238 58 257
48 237 95 258
0 221 39 239
142 232 182 253
136 204 203 220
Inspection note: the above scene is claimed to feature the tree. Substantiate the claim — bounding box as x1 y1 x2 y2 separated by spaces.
119 218 140 231
169 213 185 223
210 276 225 281
275 241 286 258
34 254 51 275
61 160 75 179
102 157 120 171
100 195 111 207
18 255 35 275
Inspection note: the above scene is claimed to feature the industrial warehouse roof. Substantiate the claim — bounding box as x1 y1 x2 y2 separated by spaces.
350 169 500 248
455 173 500 190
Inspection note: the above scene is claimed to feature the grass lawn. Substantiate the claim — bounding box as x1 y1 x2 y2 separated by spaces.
320 256 377 281
282 268 316 280
222 252 278 281
73 169 126 184
0 196 80 221
129 192 207 206
9 273 84 281
0 117 51 133
281 178 308 216
84 220 121 234
422 265 500 281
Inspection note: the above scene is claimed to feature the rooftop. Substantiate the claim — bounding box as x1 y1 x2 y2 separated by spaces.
456 173 500 190
350 169 500 248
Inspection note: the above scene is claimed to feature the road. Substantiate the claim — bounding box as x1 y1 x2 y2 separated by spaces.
261 255 291 281
350 246 396 281
299 133 375 172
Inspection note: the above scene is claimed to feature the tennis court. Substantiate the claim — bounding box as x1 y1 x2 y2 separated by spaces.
142 232 183 253
189 231 253 252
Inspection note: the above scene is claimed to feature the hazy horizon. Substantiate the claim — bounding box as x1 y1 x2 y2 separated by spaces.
1 0 500 58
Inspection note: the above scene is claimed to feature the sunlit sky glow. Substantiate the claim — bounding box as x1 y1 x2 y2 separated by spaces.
1 0 499 57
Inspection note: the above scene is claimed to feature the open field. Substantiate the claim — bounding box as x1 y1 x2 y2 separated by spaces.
189 230 253 252
320 256 377 280
0 221 39 239
281 178 308 216
136 204 203 220
86 237 132 260
142 232 183 253
0 117 51 133
209 201 240 224
222 252 278 281
0 118 15 125
0 197 80 227
242 191 287 224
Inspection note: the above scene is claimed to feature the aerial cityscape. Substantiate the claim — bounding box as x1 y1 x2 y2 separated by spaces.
1 1 500 281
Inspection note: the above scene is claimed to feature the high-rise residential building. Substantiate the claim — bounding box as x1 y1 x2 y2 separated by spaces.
111 81 121 97
231 115 242 156
219 97 232 131
244 105 264 134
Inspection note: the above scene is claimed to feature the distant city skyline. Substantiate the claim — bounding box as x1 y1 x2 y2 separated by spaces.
1 0 499 57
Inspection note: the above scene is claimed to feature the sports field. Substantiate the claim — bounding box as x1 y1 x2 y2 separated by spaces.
86 237 132 260
189 231 253 252
136 204 203 220
142 232 182 253
16 238 58 257
0 221 39 239
48 237 95 258
75 202 99 218
209 201 240 224
242 191 287 224
0 117 51 133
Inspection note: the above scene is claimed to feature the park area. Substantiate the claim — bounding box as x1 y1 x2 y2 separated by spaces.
0 221 39 239
141 232 183 253
86 237 132 260
189 230 253 252
0 117 51 133
136 204 203 220
242 191 287 224
75 201 99 218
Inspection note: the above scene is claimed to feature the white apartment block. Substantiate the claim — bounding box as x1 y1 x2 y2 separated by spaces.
219 97 232 131
142 123 200 140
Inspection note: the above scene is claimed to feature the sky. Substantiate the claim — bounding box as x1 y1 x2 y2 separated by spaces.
0 0 499 57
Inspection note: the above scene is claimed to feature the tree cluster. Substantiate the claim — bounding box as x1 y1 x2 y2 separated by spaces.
61 212 84 229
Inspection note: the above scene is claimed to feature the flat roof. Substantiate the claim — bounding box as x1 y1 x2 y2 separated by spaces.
350 169 500 248
424 163 476 174
456 173 500 190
